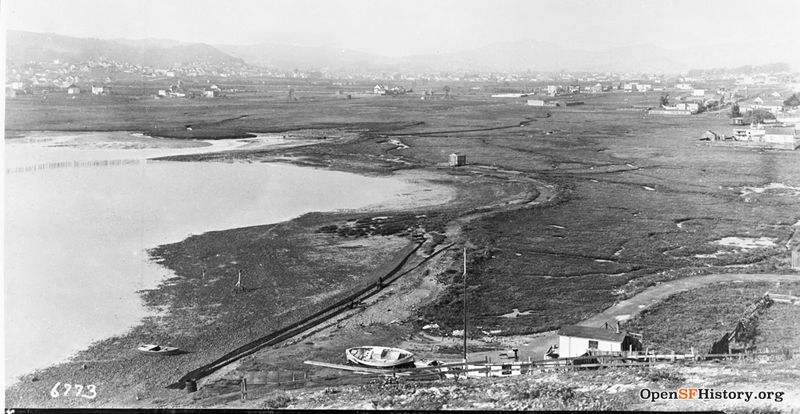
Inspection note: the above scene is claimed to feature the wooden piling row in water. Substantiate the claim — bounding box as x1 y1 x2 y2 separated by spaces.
6 158 142 174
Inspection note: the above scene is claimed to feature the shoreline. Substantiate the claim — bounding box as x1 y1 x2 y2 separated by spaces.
4 133 513 406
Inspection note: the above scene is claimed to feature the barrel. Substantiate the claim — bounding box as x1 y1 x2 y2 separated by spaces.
185 379 197 393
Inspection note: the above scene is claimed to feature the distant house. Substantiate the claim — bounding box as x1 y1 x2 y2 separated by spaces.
67 84 80 95
373 84 386 95
527 99 546 106
731 117 747 126
692 89 705 97
676 102 700 113
91 85 110 96
203 88 220 98
550 324 642 359
449 153 466 167
675 83 692 90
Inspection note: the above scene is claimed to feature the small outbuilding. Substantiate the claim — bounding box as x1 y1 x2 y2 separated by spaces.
449 153 466 167
67 84 80 95
700 130 721 141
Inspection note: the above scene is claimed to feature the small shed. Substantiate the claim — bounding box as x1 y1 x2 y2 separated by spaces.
449 153 466 167
556 324 642 358
67 84 80 95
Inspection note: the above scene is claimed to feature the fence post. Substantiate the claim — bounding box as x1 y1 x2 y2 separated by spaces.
240 378 247 402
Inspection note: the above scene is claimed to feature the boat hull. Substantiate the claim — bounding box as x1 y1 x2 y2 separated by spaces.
346 346 414 368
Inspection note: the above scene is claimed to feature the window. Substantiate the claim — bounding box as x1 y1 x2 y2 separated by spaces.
588 340 599 349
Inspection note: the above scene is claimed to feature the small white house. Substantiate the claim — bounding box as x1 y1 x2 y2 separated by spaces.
554 324 641 358
692 89 705 97
527 99 546 106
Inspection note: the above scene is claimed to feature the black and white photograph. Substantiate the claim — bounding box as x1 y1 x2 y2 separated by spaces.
3 0 800 410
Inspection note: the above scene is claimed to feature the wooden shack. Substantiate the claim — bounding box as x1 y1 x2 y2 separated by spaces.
449 153 466 167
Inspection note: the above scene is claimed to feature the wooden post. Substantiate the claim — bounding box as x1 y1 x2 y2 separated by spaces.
240 378 247 402
235 270 244 293
463 248 468 363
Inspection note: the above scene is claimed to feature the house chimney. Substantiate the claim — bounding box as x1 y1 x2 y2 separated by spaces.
616 321 621 334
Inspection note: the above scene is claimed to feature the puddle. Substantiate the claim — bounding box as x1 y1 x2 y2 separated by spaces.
740 183 800 197
715 237 777 249
388 139 409 150
499 308 534 318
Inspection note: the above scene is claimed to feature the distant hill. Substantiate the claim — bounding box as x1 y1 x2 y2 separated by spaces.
393 40 798 73
217 43 386 71
6 31 244 68
6 30 797 73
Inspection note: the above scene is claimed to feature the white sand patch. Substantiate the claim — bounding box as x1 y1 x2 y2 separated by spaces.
715 237 777 249
549 224 565 229
643 186 656 191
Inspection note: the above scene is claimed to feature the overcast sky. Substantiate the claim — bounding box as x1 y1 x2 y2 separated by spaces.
3 0 799 57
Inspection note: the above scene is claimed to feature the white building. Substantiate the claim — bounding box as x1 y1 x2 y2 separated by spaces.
553 325 641 359
692 89 705 97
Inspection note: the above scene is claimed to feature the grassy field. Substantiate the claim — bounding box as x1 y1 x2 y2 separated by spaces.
6 85 800 406
623 281 800 353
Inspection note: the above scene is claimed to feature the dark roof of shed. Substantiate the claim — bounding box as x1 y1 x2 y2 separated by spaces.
558 325 628 342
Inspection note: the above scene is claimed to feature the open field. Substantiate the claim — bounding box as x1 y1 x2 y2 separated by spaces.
5 85 800 407
623 281 800 352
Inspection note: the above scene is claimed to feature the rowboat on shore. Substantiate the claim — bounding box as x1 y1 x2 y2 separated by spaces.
346 346 414 368
137 343 181 356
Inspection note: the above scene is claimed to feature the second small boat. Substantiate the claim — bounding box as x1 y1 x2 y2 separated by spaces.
346 346 414 368
137 343 181 356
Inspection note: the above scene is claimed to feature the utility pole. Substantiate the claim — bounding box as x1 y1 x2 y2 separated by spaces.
463 248 468 363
